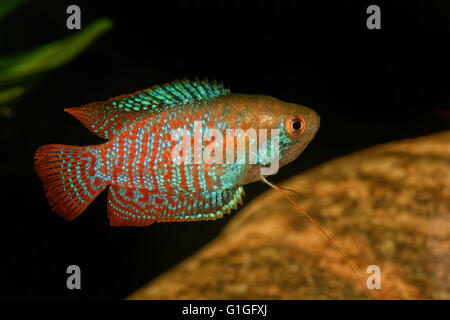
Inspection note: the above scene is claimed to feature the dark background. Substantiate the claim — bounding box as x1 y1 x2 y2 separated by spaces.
0 0 448 299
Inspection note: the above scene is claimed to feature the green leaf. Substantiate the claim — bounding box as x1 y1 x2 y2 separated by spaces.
0 85 25 104
0 17 113 84
0 0 27 20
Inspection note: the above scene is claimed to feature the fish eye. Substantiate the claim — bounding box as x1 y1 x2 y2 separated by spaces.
286 115 305 137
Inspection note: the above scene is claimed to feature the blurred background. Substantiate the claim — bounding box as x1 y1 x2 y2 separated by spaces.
0 0 448 299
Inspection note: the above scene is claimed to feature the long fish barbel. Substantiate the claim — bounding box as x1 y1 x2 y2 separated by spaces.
260 176 371 299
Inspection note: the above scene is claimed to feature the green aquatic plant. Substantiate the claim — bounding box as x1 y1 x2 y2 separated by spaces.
0 0 27 20
0 0 113 117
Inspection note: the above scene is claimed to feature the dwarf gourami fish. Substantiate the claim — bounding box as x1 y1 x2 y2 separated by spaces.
34 79 320 226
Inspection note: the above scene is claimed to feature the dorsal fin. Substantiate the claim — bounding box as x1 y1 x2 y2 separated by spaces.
65 78 230 139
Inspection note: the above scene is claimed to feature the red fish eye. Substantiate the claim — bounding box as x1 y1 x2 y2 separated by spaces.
286 116 305 137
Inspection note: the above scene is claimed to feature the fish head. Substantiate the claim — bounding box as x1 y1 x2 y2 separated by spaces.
277 100 320 168
250 95 320 172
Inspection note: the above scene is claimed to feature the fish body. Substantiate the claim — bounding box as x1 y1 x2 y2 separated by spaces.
34 80 320 226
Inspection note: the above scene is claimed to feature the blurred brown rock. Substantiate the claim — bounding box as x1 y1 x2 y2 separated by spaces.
129 131 450 300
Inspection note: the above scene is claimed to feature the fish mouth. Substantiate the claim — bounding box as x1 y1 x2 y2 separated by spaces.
311 110 320 135
302 107 320 139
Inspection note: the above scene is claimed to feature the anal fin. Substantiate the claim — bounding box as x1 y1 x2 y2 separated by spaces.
107 185 245 227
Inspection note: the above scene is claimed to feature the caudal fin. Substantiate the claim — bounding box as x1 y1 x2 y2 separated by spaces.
34 144 108 220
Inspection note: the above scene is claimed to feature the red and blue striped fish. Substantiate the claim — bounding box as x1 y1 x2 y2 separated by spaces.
34 79 320 226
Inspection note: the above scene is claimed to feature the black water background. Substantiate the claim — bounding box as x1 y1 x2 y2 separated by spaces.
0 0 448 299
